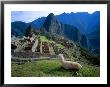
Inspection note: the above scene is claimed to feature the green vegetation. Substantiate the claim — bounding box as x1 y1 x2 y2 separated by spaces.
11 35 100 77
11 60 100 77
40 35 55 43
40 35 64 49
79 46 100 65
56 44 65 49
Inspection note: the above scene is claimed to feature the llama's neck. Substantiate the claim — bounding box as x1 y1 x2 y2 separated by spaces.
60 55 65 62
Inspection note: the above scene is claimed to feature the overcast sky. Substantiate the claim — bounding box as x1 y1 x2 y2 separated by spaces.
11 11 96 23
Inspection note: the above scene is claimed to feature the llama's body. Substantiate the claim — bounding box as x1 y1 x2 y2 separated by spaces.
58 54 82 70
61 61 82 70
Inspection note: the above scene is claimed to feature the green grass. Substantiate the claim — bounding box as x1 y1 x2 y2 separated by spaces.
40 35 64 49
11 60 100 77
56 44 65 49
40 36 55 43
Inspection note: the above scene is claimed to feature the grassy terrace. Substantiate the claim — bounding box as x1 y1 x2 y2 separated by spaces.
11 60 100 77
40 36 55 43
56 44 65 49
40 35 65 49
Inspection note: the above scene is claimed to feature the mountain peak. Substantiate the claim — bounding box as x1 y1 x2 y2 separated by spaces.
48 13 54 16
43 13 58 32
46 13 56 20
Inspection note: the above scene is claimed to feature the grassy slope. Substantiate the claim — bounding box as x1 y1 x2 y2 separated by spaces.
40 35 65 49
11 60 100 77
56 44 65 49
40 36 55 43
12 35 100 77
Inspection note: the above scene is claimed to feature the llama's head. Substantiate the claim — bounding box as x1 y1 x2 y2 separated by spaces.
58 54 63 56
58 54 65 61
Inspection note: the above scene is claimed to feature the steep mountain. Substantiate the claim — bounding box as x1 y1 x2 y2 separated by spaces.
56 11 100 34
63 24 80 42
42 13 87 48
12 11 100 36
87 29 100 54
31 17 46 29
11 21 29 37
80 34 88 48
43 13 60 34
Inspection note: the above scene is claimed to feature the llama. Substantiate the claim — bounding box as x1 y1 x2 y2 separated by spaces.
58 54 82 70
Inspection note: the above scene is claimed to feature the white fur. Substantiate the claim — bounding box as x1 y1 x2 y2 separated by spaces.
58 54 82 70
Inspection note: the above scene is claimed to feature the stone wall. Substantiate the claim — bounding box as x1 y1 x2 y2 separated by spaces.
12 52 57 58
